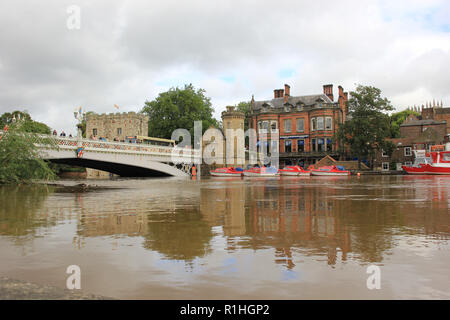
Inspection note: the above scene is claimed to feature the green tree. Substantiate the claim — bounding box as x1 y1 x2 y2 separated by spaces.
0 111 50 134
389 109 420 138
141 84 219 140
236 101 251 131
0 123 56 184
336 85 395 169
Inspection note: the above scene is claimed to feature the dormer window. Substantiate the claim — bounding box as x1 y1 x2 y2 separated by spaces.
262 103 270 113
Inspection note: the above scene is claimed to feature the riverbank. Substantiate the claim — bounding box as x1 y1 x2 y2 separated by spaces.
0 277 114 300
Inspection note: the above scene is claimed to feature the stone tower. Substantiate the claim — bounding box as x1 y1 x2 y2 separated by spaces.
221 106 245 166
84 111 149 178
86 112 148 141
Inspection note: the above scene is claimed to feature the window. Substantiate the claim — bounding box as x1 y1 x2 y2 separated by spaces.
326 138 332 152
93 128 97 136
325 117 332 130
296 118 304 132
382 150 388 157
284 119 292 132
271 140 278 153
317 117 324 130
258 121 262 130
270 121 277 132
311 118 316 131
297 139 305 152
285 140 292 153
404 147 412 156
262 121 269 131
227 121 231 129
382 162 389 171
312 138 316 152
404 161 413 166
117 128 122 135
317 138 324 152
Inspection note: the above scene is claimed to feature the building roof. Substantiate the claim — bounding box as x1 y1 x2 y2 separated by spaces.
252 94 334 111
313 155 369 170
400 119 446 127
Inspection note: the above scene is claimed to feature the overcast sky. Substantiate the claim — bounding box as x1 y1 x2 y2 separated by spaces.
1 0 449 134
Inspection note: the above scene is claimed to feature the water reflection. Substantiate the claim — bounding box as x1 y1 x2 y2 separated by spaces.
0 176 449 269
201 177 450 268
0 185 54 238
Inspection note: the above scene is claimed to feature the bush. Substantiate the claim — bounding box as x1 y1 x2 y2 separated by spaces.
0 125 56 184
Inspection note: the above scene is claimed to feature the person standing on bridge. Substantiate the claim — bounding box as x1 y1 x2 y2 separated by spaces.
53 129 57 136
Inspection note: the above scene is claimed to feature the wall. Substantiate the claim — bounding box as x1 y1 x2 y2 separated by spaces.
86 112 149 141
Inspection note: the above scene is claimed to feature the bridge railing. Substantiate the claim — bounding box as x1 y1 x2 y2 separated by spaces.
34 135 202 163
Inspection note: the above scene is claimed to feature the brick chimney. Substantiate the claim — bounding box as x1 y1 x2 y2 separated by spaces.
323 84 333 102
284 84 290 97
274 89 284 99
284 84 290 103
338 86 346 113
338 85 344 98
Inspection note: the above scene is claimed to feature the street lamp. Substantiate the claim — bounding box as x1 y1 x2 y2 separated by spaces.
73 106 86 139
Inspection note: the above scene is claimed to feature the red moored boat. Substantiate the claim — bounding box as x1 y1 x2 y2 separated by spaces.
210 167 244 177
279 165 311 176
310 165 350 176
402 146 450 175
243 166 279 177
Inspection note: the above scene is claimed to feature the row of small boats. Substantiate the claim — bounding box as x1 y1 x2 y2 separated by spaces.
210 165 351 177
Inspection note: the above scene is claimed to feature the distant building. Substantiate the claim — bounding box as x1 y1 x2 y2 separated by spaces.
221 106 245 166
373 102 448 172
85 111 149 178
86 112 148 141
420 102 450 135
249 83 348 167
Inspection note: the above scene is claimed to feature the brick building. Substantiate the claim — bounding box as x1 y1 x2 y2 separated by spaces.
86 112 148 141
373 104 448 171
420 102 450 135
249 83 348 167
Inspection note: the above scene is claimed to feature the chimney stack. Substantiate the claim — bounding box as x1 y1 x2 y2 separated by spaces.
274 88 284 99
284 84 290 97
338 85 344 98
284 84 290 103
323 84 333 102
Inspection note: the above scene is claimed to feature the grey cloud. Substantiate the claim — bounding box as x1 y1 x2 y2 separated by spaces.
0 0 449 133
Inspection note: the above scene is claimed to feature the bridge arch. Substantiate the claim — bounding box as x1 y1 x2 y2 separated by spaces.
42 147 191 177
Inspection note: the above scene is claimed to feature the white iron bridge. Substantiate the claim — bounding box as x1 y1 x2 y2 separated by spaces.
34 135 201 177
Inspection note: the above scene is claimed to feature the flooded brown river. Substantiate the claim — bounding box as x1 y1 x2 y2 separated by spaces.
0 175 449 299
